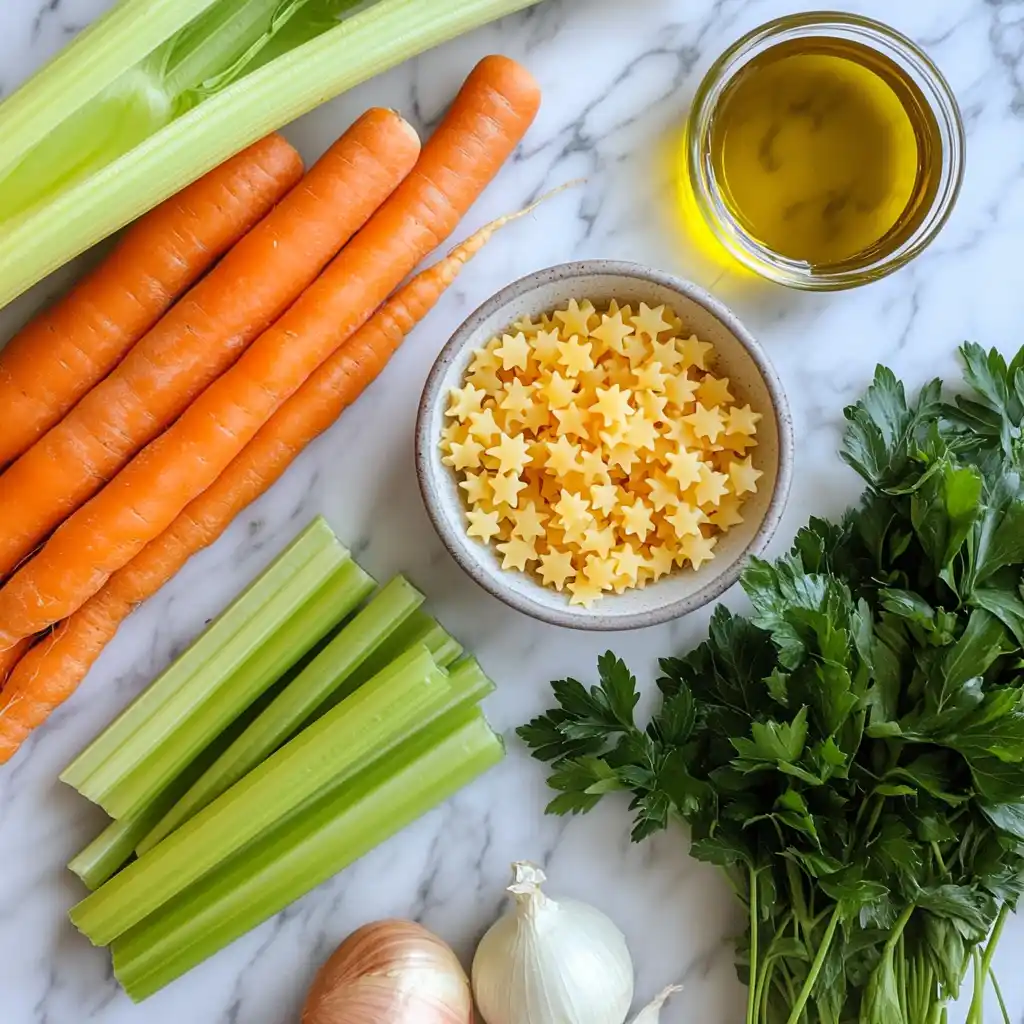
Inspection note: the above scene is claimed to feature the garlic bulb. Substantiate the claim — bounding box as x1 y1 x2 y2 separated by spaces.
472 861 634 1024
628 986 683 1024
301 919 472 1024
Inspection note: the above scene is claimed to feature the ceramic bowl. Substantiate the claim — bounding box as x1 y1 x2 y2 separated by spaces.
415 261 793 630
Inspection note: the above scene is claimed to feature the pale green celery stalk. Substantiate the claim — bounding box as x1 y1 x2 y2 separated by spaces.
100 558 374 822
136 575 423 853
73 538 351 811
111 707 503 1001
61 518 338 793
68 680 282 890
340 609 463 696
0 0 218 181
0 0 544 307
70 645 447 946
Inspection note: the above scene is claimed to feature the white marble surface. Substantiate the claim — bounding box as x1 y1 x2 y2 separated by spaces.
2 1 1024 1021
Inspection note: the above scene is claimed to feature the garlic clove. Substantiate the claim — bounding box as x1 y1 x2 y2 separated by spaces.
627 985 683 1024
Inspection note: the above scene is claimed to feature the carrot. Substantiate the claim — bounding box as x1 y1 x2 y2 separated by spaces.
0 135 304 469
0 108 420 579
0 55 540 649
0 188 562 761
0 639 31 692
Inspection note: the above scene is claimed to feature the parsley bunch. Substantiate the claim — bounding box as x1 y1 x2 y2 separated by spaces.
519 344 1024 1024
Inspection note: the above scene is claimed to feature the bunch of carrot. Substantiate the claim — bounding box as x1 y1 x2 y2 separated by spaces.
0 54 542 764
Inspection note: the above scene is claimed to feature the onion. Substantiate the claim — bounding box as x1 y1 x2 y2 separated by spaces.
301 919 473 1024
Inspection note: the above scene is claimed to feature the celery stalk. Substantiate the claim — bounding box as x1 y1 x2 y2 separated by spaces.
61 518 339 793
99 558 374 821
70 645 448 946
136 575 423 853
111 708 503 1001
0 0 545 307
341 609 463 695
0 0 218 182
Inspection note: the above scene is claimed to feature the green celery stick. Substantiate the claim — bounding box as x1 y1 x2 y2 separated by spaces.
68 682 279 890
136 576 424 853
111 708 504 1001
334 610 463 702
61 518 338 792
71 645 448 946
98 559 375 821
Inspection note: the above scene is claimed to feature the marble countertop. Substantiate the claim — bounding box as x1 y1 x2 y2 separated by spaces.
2 1 1024 1021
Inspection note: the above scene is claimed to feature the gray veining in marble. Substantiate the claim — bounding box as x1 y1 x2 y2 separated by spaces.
2 1 1024 1022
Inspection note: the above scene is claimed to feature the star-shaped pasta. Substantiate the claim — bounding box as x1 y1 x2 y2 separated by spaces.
606 442 640 474
531 328 562 366
554 298 596 339
695 464 730 507
620 497 654 540
500 378 536 424
446 382 486 421
442 436 485 471
540 370 578 409
726 403 762 436
729 456 763 495
613 544 645 582
665 447 703 489
557 334 595 377
552 402 590 440
538 549 575 591
578 448 610 485
591 384 634 427
497 536 538 571
681 532 717 570
683 402 725 444
721 431 758 453
467 407 501 442
665 504 705 538
545 435 583 476
623 414 659 452
580 525 616 559
582 553 617 592
633 362 667 393
622 334 650 369
677 332 712 368
637 390 669 424
591 310 634 355
553 490 592 534
646 544 676 581
698 375 734 408
459 471 491 506
590 482 619 515
650 337 685 371
663 371 700 409
646 473 678 512
465 508 501 543
631 302 672 340
487 432 532 476
711 496 745 529
568 576 603 608
490 472 527 508
494 331 531 371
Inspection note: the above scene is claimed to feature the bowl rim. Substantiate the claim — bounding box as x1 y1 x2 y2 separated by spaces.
415 259 794 630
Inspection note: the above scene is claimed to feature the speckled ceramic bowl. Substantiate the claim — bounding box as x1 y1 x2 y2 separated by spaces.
415 261 793 630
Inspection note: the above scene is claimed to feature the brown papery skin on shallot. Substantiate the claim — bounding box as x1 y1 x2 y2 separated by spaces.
301 919 473 1024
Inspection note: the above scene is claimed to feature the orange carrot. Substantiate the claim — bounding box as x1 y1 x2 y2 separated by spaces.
0 55 540 649
0 190 558 761
0 108 420 578
0 639 30 692
0 135 304 469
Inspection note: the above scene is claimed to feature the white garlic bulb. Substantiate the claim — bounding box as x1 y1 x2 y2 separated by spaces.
472 861 635 1024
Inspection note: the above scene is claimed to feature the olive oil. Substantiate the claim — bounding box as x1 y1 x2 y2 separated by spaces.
707 38 942 268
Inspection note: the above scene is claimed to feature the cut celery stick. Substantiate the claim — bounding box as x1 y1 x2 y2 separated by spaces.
99 558 374 821
112 708 503 1001
337 610 463 701
62 518 339 792
136 576 423 854
68 683 276 890
71 645 448 946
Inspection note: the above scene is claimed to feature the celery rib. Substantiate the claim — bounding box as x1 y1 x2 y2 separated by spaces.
98 557 374 821
111 709 503 1001
71 645 449 946
0 0 545 307
62 517 339 792
137 575 423 853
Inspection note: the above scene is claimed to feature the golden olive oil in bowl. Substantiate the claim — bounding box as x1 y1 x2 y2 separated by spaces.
685 14 964 290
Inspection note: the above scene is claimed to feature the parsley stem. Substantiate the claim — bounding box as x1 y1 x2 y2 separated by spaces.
969 904 1009 1024
991 968 1011 1024
783 904 841 1024
746 866 759 1024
